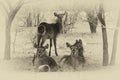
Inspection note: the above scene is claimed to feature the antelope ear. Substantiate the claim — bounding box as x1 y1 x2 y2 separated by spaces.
54 12 58 16
66 42 71 47
45 44 49 49
64 11 67 15
79 39 83 44
34 42 38 48
76 40 79 43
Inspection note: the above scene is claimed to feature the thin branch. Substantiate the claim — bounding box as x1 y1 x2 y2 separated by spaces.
5 0 13 11
0 2 9 15
13 0 24 12
9 0 24 22
80 15 119 30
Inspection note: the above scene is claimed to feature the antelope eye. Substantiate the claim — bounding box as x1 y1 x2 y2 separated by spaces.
42 48 45 51
39 51 41 53
70 46 72 49
38 54 41 57
70 47 73 50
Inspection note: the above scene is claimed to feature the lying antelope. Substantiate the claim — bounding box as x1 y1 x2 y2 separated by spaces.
59 39 85 69
32 44 60 72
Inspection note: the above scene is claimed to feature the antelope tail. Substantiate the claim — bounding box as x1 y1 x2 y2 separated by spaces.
38 25 46 36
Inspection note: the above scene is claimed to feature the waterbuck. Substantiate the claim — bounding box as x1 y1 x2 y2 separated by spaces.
59 39 85 69
32 44 60 72
37 12 66 56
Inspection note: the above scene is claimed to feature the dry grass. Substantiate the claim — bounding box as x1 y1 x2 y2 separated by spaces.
0 24 108 72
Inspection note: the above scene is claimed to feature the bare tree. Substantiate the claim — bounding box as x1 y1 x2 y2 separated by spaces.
110 10 120 65
26 12 32 27
12 27 24 54
1 0 24 60
63 11 79 33
34 13 41 27
97 3 109 66
36 13 40 26
12 28 18 54
33 10 44 27
86 9 98 33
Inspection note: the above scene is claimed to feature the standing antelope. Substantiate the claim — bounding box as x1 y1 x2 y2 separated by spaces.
37 12 66 56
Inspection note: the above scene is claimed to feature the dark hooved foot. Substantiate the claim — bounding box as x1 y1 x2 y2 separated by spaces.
32 60 34 66
55 53 58 56
49 53 51 56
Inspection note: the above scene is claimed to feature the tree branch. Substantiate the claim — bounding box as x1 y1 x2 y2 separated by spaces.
0 2 9 15
5 0 13 11
9 0 24 23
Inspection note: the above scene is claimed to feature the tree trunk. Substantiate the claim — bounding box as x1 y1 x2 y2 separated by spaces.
110 29 119 65
4 21 11 60
88 22 97 33
110 10 120 65
87 14 98 33
1 0 23 60
102 26 109 66
37 14 40 26
13 29 17 54
97 3 109 66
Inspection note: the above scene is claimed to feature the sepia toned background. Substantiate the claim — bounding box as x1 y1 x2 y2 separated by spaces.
0 0 120 80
